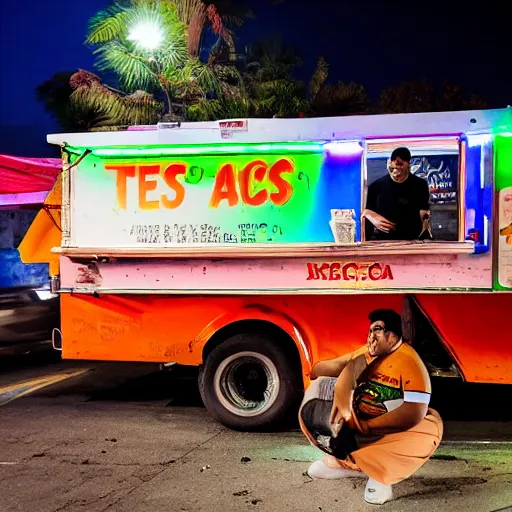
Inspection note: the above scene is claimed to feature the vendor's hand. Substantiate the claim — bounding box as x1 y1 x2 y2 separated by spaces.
367 212 396 233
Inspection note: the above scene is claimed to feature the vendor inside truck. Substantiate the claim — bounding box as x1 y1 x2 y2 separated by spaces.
363 147 431 241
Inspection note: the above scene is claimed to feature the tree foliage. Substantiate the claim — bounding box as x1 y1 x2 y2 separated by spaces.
308 56 370 117
37 0 489 130
86 1 189 94
309 56 328 102
37 70 162 131
378 80 488 114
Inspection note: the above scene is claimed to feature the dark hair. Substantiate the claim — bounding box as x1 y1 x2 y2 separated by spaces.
390 147 411 163
368 309 402 338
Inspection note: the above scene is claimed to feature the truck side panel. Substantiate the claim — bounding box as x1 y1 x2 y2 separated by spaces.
59 292 512 384
60 293 403 370
414 293 512 384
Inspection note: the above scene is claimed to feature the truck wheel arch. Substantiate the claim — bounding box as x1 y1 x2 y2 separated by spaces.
198 309 312 387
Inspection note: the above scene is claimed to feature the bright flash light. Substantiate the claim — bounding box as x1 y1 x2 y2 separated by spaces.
127 20 164 50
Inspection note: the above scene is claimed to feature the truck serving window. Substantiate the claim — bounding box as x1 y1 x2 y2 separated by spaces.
364 138 461 242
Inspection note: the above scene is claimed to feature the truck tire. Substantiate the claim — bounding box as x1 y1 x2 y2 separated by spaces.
199 333 303 431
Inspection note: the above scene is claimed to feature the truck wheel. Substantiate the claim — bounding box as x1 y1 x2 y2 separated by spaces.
199 333 302 431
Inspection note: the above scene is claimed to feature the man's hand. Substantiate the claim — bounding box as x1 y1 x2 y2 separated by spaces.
328 351 369 433
329 386 353 428
364 210 396 233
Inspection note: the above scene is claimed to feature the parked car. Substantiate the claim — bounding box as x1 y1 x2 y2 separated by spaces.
0 210 59 356
0 285 59 356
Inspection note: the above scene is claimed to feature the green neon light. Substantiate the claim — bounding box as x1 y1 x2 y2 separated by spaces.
66 142 325 158
495 135 512 191
494 135 512 291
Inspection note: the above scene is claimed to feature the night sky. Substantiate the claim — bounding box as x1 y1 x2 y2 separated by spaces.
1 0 511 157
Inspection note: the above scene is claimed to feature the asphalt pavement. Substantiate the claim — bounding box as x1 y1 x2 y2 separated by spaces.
0 353 511 512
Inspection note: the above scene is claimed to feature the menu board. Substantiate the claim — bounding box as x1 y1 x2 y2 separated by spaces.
70 143 365 248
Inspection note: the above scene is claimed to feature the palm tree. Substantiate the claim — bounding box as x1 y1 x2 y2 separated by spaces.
86 0 189 117
245 36 302 82
312 82 370 117
309 56 370 117
173 0 252 59
86 0 250 120
243 36 309 118
378 81 437 114
440 81 487 111
309 56 328 103
37 70 162 131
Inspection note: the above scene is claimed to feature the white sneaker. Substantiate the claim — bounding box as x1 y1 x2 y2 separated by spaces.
307 457 363 479
364 478 393 505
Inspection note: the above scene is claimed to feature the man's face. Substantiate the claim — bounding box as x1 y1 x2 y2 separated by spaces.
367 320 399 357
388 157 410 183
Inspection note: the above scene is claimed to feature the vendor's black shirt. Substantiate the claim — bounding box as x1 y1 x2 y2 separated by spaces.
365 173 430 241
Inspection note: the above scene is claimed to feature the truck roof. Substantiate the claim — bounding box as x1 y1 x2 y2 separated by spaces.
47 108 512 149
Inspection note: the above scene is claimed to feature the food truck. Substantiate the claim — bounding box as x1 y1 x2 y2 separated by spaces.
19 108 512 430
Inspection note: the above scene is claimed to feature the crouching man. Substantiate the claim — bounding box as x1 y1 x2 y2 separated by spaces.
299 309 443 505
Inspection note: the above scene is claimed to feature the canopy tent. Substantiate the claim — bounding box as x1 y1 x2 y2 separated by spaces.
0 154 61 195
0 155 62 287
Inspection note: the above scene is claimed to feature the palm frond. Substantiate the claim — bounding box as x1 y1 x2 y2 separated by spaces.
186 98 221 121
313 81 370 116
309 56 329 100
69 83 126 128
86 5 129 44
186 97 250 121
171 58 222 99
94 42 159 91
157 23 189 73
190 60 221 92
252 78 308 118
70 82 163 129
123 90 163 124
171 0 205 25
214 63 242 84
158 0 189 35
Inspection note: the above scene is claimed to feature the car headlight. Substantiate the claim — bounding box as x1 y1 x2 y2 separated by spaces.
35 290 57 300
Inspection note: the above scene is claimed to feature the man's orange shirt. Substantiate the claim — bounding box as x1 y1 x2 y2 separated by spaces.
351 342 431 420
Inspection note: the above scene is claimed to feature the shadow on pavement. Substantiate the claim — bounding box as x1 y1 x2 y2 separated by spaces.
86 364 204 407
85 365 512 423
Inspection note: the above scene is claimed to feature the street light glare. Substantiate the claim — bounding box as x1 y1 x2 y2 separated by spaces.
128 20 164 51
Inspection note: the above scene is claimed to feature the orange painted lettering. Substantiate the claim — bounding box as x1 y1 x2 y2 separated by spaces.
138 165 160 210
269 158 294 206
161 163 186 209
239 160 268 207
209 163 239 208
106 165 136 210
